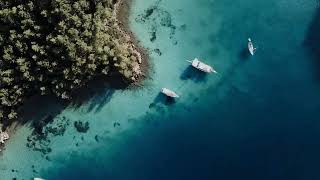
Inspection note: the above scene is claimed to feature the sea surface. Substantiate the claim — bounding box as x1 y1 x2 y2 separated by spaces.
1 0 320 179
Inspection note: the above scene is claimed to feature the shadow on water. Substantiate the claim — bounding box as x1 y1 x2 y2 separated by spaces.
68 76 119 113
180 66 208 82
147 93 175 116
239 47 251 60
14 95 66 131
304 7 320 80
151 92 176 107
4 75 126 133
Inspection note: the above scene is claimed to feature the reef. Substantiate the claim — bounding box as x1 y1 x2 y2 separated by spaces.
135 0 178 44
74 121 90 133
26 116 70 155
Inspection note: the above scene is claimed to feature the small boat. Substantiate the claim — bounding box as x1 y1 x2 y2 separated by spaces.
161 88 179 98
187 58 217 73
248 38 256 55
34 178 45 180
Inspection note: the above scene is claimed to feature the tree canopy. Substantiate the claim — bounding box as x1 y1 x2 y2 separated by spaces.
0 0 142 123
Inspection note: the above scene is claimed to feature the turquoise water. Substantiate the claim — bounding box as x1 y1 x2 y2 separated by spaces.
1 0 320 179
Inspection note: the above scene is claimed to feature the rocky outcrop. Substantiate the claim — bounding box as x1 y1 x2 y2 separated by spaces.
74 121 89 133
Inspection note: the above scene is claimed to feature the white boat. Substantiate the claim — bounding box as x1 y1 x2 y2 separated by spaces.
188 58 217 73
161 88 179 98
34 178 45 180
248 38 256 55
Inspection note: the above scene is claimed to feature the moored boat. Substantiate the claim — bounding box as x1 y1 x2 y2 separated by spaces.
187 58 217 73
161 88 179 98
34 178 45 180
248 38 256 55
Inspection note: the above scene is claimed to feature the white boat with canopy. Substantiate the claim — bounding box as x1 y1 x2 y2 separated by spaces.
248 38 256 55
161 88 179 98
187 58 217 73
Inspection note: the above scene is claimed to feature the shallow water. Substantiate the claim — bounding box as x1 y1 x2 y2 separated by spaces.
1 0 320 179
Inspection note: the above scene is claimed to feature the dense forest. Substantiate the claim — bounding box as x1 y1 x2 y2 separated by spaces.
0 0 142 124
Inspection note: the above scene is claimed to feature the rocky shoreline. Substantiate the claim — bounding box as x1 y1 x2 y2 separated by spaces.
115 0 150 84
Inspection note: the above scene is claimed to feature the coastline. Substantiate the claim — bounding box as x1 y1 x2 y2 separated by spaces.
115 0 150 85
0 0 150 152
0 122 20 153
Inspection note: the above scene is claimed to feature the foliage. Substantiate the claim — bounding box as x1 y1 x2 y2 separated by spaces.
0 0 140 123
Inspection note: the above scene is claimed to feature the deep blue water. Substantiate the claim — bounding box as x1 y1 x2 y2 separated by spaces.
2 0 320 179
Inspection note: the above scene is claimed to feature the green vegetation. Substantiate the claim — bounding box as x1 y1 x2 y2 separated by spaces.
0 0 142 123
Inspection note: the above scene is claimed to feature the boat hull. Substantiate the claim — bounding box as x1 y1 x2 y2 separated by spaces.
248 38 255 55
161 88 179 98
190 58 216 73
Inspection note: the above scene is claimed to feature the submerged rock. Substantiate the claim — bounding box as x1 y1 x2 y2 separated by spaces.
145 7 156 18
136 1 177 42
45 156 51 161
150 31 156 42
169 25 176 39
26 115 70 155
154 49 162 56
94 135 99 142
113 122 121 127
74 121 89 133
159 11 173 27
